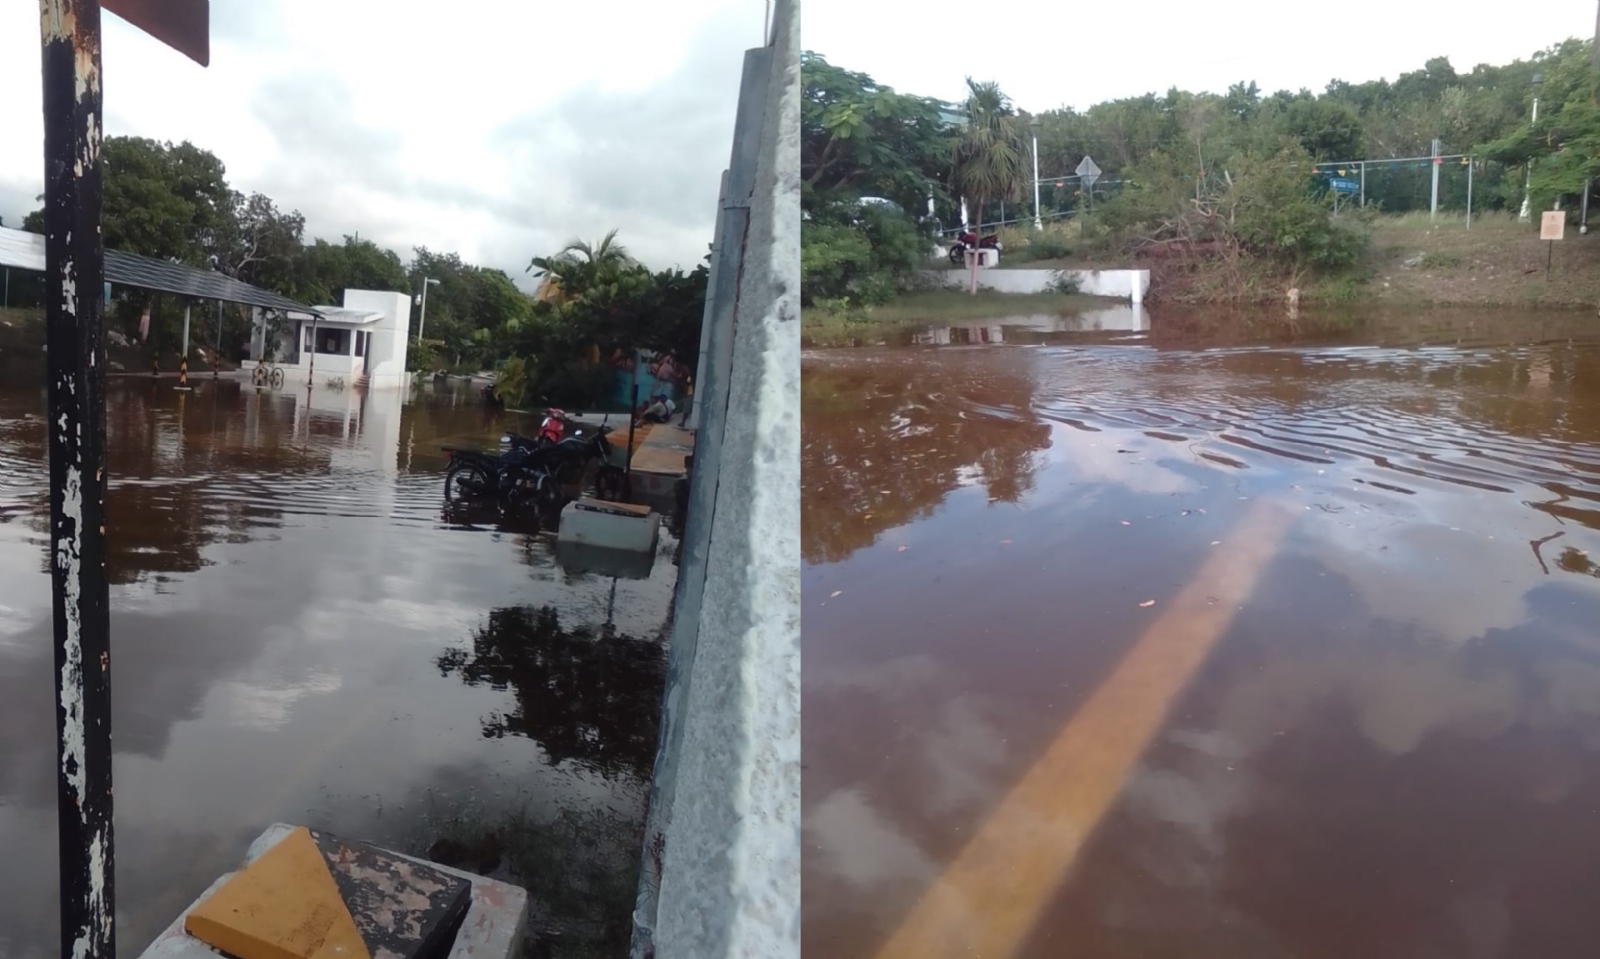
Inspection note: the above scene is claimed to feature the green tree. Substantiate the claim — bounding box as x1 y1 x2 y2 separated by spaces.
950 79 1028 227
205 191 306 289
97 137 230 264
526 229 637 296
801 202 930 307
298 236 410 304
801 52 953 213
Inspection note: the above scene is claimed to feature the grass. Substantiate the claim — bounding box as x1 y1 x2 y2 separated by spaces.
1360 209 1600 308
802 289 1116 347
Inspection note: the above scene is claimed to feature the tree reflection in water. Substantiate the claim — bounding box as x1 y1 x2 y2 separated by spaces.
802 352 1051 565
436 605 666 781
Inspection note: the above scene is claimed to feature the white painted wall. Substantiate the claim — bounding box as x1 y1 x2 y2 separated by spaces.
926 267 1150 302
344 289 412 388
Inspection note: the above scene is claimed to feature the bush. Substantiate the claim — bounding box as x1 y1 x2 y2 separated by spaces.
1047 271 1082 294
998 223 1074 263
406 339 439 373
494 355 528 408
1099 143 1369 277
1030 233 1073 260
801 201 933 306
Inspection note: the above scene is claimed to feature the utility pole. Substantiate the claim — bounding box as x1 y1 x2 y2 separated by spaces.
1030 118 1043 231
1430 138 1441 220
415 276 439 345
1592 0 1600 83
1520 73 1544 223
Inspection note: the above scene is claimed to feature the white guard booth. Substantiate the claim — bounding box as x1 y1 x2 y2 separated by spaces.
244 289 412 389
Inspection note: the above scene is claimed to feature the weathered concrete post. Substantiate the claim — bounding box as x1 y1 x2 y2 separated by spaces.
39 1 116 956
682 172 728 433
630 1 799 956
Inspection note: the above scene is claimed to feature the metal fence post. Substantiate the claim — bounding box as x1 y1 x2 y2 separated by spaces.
39 2 116 957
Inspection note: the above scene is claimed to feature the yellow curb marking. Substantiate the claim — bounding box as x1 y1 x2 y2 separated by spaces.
872 501 1293 959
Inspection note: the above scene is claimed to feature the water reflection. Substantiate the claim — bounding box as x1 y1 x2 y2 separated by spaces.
909 304 1149 346
803 310 1600 959
801 351 1051 565
437 605 666 780
0 377 674 958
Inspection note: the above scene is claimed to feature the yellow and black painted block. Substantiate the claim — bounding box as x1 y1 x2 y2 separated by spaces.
184 826 472 959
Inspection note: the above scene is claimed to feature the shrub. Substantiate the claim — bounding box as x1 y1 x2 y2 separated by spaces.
494 355 528 408
801 201 933 306
1047 271 1082 294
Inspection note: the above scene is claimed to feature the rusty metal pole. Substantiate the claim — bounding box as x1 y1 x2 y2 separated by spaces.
39 2 116 958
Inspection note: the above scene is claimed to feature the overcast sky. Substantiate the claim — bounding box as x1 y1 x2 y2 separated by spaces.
0 0 766 287
806 1 1598 114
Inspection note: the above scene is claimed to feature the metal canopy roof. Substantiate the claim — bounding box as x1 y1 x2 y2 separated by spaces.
0 225 319 315
286 307 382 325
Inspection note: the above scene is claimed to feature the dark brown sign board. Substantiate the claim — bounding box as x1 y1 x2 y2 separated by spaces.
103 0 209 66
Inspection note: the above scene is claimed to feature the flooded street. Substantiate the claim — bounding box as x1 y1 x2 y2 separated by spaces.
0 377 672 959
803 308 1600 959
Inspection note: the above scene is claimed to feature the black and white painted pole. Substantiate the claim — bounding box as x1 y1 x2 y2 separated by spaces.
214 299 223 377
39 1 116 956
178 301 191 389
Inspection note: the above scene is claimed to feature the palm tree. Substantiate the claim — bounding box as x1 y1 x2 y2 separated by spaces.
950 80 1028 230
527 229 637 300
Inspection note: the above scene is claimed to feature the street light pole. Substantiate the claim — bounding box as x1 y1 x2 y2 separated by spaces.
1520 73 1544 223
415 276 439 344
1030 118 1043 231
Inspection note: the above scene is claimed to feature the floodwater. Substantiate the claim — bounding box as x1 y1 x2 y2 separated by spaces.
803 307 1600 959
0 376 673 959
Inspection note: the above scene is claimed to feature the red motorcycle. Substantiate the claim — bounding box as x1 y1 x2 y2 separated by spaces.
538 408 572 445
947 230 1002 265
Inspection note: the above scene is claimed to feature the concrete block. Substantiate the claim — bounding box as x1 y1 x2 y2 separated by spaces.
555 540 657 580
183 826 367 959
137 824 527 959
558 499 660 552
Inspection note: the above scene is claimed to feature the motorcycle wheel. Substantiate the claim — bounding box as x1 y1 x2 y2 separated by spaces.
948 247 964 265
445 462 493 503
595 465 631 503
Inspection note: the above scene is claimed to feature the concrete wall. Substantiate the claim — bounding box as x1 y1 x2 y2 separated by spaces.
631 1 799 957
344 289 411 388
927 266 1151 302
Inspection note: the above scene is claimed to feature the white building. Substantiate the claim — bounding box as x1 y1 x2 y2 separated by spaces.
244 288 412 389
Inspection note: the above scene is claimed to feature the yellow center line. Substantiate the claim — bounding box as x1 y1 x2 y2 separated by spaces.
872 501 1294 959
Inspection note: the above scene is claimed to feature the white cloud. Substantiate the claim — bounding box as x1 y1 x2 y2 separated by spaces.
803 0 1593 113
0 0 766 282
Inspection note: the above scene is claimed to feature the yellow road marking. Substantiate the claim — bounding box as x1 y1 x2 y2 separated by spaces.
872 501 1293 959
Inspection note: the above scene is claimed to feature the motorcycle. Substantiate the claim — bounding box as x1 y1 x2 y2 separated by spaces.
947 230 1002 265
525 421 631 505
537 408 573 445
441 433 551 505
441 420 628 511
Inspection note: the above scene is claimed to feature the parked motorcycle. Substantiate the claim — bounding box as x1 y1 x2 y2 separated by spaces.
947 230 1002 265
441 433 549 505
441 419 628 512
527 421 631 504
537 408 573 445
